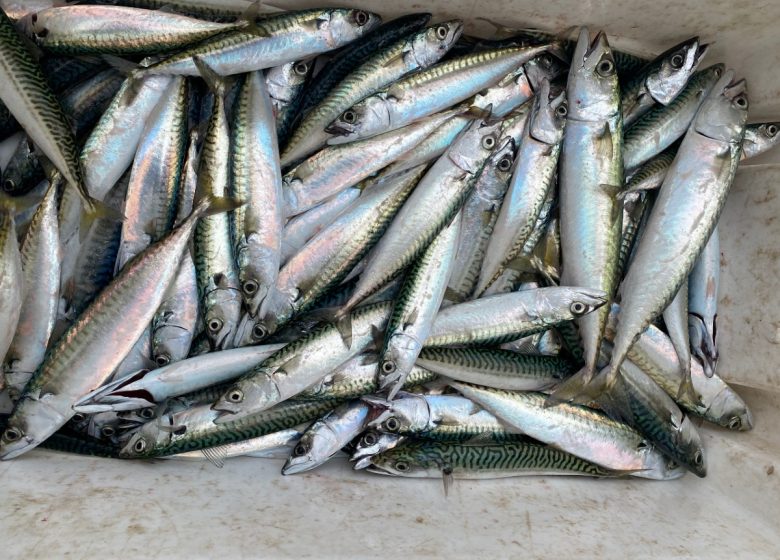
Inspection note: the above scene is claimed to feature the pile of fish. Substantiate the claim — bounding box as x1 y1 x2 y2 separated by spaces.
0 2 774 483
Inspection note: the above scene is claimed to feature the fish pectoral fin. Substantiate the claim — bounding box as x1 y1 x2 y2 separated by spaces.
595 124 614 160
402 309 419 331
201 445 229 468
370 325 385 353
382 50 407 68
386 84 406 100
443 287 465 304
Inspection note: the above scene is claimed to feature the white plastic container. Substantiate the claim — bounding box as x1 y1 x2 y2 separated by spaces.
2 2 779 557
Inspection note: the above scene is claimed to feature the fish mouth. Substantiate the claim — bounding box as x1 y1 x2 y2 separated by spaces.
364 465 390 476
324 120 354 136
352 455 374 470
693 41 710 65
281 459 315 475
586 30 610 59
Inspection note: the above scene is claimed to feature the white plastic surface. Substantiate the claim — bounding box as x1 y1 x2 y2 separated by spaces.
2 1 779 558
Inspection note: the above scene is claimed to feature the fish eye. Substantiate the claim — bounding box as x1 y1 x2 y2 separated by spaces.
636 440 649 452
435 25 448 40
139 408 155 420
72 413 86 423
670 53 685 69
293 442 309 457
555 102 568 117
733 95 748 109
714 67 722 77
570 301 587 315
173 426 187 436
2 179 14 192
293 62 309 76
341 110 357 124
31 13 37 23
481 135 497 150
765 124 778 138
101 426 116 438
693 450 703 466
242 280 258 296
596 58 615 77
383 417 400 432
207 318 223 333
3 428 22 442
353 10 369 26
252 323 268 341
538 54 552 67
36 27 49 38
395 461 409 472
362 432 378 446
227 388 244 403
497 156 513 172
155 354 170 367
381 360 396 374
133 438 147 453
728 416 742 430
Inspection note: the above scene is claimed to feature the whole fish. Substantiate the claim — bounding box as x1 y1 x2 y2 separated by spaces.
282 107 463 217
211 301 392 424
0 9 110 222
266 60 313 147
298 14 432 119
231 71 283 316
336 118 501 319
193 61 242 350
623 65 724 173
2 181 59 398
425 287 607 347
379 212 461 398
688 228 719 377
120 398 339 459
171 428 304 463
1 135 43 196
151 129 200 367
30 5 252 55
554 29 623 399
445 133 515 302
282 20 463 165
115 76 188 272
258 166 426 338
600 70 747 393
621 37 707 127
298 354 437 401
280 186 360 265
450 383 684 480
0 197 23 377
603 304 752 430
366 440 617 479
282 400 370 474
415 347 574 390
325 44 557 143
0 195 237 460
476 80 566 296
75 343 286 412
139 8 382 76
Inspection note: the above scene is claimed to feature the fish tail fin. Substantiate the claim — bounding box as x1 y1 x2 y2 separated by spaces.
193 56 226 97
546 363 617 407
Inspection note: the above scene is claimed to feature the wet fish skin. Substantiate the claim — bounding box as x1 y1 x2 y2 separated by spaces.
425 286 607 347
476 79 565 296
556 29 623 394
3 180 59 398
623 64 724 173
602 70 748 392
282 19 463 165
325 44 557 143
298 14 432 119
367 440 618 479
170 428 304 462
30 5 251 55
741 121 780 160
0 201 23 384
266 60 313 149
140 8 382 76
231 71 283 317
